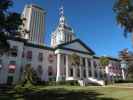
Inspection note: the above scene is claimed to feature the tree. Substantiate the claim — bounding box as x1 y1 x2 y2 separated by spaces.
113 0 133 45
99 56 109 68
70 53 80 66
22 64 41 87
119 49 133 79
0 0 24 52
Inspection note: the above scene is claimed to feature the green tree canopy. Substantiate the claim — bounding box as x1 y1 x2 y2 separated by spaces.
99 56 109 68
70 53 80 66
113 0 133 45
119 49 133 79
0 0 23 52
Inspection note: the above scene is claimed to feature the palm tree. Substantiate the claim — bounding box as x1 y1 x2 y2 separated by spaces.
113 0 133 46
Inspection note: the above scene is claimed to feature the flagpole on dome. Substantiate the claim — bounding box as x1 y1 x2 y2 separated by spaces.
60 0 64 17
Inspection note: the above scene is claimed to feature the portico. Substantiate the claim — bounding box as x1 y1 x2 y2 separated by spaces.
55 39 95 82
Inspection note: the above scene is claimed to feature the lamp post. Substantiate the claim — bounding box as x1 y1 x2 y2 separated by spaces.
120 60 128 80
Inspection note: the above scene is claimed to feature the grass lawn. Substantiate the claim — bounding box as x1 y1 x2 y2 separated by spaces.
0 85 133 100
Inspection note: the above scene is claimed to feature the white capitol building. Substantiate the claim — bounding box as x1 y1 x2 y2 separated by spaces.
0 4 123 85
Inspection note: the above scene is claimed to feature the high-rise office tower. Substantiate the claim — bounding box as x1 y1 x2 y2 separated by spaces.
21 4 46 45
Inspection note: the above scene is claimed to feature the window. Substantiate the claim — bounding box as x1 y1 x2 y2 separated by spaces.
7 76 14 85
27 51 32 60
48 66 53 76
48 54 54 63
38 52 43 62
69 68 73 77
10 46 18 57
8 61 16 73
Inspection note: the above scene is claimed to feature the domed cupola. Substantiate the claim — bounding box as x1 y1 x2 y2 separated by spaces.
51 4 76 48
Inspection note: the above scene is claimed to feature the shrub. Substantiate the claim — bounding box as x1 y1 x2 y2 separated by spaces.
46 80 80 86
115 80 133 83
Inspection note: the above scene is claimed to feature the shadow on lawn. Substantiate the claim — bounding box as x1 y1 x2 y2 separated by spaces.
0 86 118 100
24 88 118 100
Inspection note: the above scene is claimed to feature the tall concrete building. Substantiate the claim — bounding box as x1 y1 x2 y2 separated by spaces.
21 4 46 45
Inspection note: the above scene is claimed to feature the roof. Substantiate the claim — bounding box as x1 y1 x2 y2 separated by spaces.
7 36 27 43
28 4 44 11
93 55 120 62
25 42 54 51
55 39 95 55
7 36 54 51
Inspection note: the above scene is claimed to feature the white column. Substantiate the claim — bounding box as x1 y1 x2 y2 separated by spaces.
91 60 95 78
56 53 62 81
80 57 83 79
122 69 126 80
66 55 69 80
73 66 77 79
85 58 89 78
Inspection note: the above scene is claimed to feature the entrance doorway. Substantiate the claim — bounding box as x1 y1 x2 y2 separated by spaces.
7 76 14 85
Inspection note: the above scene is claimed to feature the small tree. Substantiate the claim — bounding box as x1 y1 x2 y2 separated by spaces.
70 53 80 66
22 64 40 87
99 56 109 68
119 49 133 79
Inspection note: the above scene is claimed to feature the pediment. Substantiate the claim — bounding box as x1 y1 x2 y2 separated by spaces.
57 39 95 55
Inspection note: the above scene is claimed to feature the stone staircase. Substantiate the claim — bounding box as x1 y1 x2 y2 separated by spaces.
78 78 105 86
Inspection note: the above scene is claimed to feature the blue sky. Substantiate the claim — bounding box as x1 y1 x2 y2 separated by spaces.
10 0 132 57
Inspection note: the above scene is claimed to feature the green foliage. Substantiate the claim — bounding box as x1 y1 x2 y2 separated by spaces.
22 64 41 86
0 0 23 52
99 56 109 67
119 49 133 80
113 0 133 46
113 0 133 35
114 79 133 83
14 84 34 94
71 53 80 65
45 80 80 86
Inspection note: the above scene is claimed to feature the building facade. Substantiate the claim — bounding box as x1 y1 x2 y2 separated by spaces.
0 4 123 85
0 37 122 85
21 4 46 45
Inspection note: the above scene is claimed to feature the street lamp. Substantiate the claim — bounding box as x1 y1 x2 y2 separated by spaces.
120 60 128 80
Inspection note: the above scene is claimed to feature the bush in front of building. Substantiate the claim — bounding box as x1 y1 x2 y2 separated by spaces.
114 80 133 83
45 80 80 86
14 84 33 94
